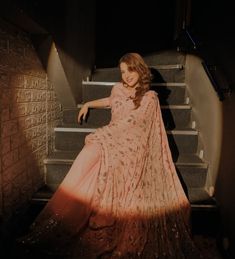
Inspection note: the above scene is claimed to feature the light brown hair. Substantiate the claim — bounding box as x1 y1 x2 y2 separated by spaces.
119 53 152 109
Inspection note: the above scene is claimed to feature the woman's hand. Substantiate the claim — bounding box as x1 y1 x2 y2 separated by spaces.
78 103 89 124
77 97 110 124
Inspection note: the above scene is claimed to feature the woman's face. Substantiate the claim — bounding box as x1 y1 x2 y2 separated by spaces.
120 62 140 88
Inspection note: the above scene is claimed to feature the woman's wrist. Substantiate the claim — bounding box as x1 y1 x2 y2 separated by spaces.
84 102 90 108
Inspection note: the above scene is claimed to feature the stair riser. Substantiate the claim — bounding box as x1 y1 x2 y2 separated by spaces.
45 163 205 188
162 108 191 129
63 109 111 127
178 167 207 188
152 68 185 83
63 108 191 130
82 84 186 105
92 68 185 83
143 53 186 66
45 164 70 186
54 132 198 154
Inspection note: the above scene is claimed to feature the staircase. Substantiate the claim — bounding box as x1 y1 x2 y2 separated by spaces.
32 51 220 238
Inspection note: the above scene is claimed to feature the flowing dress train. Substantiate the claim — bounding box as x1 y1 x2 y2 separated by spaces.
18 83 203 258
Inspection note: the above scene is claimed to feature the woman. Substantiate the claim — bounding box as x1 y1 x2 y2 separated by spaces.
18 53 202 258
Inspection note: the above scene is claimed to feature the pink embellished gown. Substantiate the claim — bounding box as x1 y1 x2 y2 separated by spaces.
19 83 202 258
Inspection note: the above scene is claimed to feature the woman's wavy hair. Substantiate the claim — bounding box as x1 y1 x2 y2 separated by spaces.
119 53 152 109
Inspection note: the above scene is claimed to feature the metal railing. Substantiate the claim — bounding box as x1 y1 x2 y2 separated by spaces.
177 28 232 101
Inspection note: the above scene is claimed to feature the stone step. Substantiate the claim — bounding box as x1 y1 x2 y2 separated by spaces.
82 81 188 105
91 65 185 83
29 184 220 247
190 194 221 237
44 151 207 189
143 51 186 66
31 185 211 206
31 186 220 240
62 104 192 130
19 190 220 255
88 51 185 68
54 127 199 154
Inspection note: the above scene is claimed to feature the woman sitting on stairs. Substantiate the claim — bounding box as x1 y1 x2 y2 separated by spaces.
17 53 203 258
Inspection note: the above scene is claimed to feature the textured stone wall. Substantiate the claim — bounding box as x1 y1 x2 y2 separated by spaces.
0 19 62 218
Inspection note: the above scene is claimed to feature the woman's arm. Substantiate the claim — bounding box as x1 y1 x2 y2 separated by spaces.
85 97 110 109
78 97 110 123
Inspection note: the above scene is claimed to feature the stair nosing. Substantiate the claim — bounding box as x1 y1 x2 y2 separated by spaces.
82 80 186 87
94 64 184 71
55 127 96 133
44 158 74 164
31 198 217 206
31 197 50 202
176 162 208 168
54 127 198 135
32 186 215 206
169 130 198 135
191 204 217 209
75 104 191 109
149 64 184 70
160 105 191 109
44 157 207 168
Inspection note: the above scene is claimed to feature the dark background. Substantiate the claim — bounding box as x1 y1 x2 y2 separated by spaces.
6 0 235 76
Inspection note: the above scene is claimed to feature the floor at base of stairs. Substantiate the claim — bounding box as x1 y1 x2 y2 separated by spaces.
0 236 226 259
0 202 228 259
193 235 226 259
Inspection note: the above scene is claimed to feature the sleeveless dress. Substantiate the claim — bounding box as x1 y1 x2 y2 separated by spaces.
18 83 202 258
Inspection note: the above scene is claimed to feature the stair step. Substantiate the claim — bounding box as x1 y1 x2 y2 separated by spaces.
96 64 184 71
150 64 184 70
143 51 186 66
189 189 220 236
82 81 187 105
82 81 186 86
54 126 197 134
31 185 211 206
44 151 207 189
63 104 192 130
44 151 205 165
54 127 199 154
91 66 185 83
188 188 214 204
30 185 220 238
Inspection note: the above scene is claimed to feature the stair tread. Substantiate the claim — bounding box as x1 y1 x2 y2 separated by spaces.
82 81 186 86
55 124 197 131
54 125 198 136
94 64 184 72
73 104 191 109
44 151 206 165
189 188 217 206
31 185 214 206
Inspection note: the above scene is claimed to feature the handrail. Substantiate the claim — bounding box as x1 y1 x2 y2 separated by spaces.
176 28 200 51
177 28 232 101
185 29 197 50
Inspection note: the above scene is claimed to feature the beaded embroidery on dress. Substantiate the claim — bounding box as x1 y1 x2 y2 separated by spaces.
18 83 202 258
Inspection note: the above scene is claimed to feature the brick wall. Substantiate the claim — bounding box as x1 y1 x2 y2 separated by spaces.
0 20 62 218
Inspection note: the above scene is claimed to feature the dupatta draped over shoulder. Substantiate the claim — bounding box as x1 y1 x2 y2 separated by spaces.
18 83 201 258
